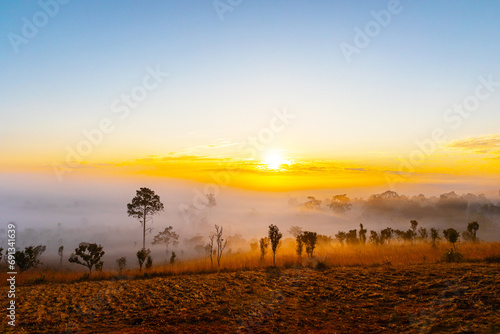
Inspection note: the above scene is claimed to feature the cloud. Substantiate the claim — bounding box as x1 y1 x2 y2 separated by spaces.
447 133 500 155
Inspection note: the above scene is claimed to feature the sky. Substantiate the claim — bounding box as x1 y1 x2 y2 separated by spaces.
1 0 500 194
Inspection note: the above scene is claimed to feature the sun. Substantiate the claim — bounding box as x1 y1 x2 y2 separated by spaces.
263 152 287 170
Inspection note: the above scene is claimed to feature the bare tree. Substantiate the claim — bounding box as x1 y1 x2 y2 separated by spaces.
215 225 227 270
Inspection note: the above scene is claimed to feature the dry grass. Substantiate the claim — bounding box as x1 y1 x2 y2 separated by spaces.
1 241 499 286
1 263 499 333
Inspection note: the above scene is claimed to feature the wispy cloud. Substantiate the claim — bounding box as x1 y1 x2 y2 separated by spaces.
447 133 500 155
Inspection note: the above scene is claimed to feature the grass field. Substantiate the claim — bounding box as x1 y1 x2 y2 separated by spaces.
2 241 499 285
1 242 499 333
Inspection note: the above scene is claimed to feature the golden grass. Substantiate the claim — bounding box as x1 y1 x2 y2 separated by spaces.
2 241 499 286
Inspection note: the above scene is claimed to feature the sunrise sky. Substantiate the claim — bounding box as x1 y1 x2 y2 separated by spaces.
1 1 500 192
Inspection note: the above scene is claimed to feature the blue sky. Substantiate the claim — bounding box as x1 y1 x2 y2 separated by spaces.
1 0 500 166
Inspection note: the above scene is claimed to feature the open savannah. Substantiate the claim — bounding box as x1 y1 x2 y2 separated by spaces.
3 1 500 333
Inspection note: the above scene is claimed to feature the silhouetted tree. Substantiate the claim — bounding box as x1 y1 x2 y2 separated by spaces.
0 247 3 262
268 224 282 266
327 194 352 213
215 225 227 270
69 243 104 274
359 224 367 245
302 231 318 257
430 228 441 247
170 251 176 264
467 221 479 243
335 231 347 246
116 256 127 274
259 237 269 261
152 226 179 261
380 227 394 244
369 231 381 245
443 228 460 249
136 248 151 272
15 245 46 273
418 227 428 242
346 229 358 245
145 254 153 269
127 187 165 249
58 245 64 265
296 234 304 257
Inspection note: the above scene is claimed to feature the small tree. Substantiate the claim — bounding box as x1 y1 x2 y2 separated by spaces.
268 224 283 266
296 234 304 257
358 224 367 245
145 255 153 269
369 231 381 245
335 231 347 246
215 225 227 270
15 245 46 273
418 227 428 242
467 221 479 243
443 228 460 249
380 228 393 245
127 187 165 249
302 231 318 258
430 228 441 247
346 229 358 245
116 257 127 274
259 237 269 261
289 226 303 238
69 243 104 274
136 248 151 272
58 245 64 265
0 247 3 262
170 251 176 264
152 226 179 261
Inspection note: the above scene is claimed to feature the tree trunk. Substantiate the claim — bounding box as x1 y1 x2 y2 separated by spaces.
143 209 146 250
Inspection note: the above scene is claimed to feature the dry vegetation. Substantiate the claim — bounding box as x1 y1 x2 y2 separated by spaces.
1 242 499 333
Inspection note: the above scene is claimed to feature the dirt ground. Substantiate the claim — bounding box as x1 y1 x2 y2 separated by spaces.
2 263 499 333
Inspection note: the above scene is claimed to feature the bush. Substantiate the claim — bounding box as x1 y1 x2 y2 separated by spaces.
316 261 328 271
441 249 464 263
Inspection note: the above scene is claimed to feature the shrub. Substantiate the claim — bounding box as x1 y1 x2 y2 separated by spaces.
136 248 151 272
441 249 464 263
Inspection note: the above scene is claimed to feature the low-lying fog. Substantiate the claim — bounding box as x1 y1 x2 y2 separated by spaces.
1 173 499 270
